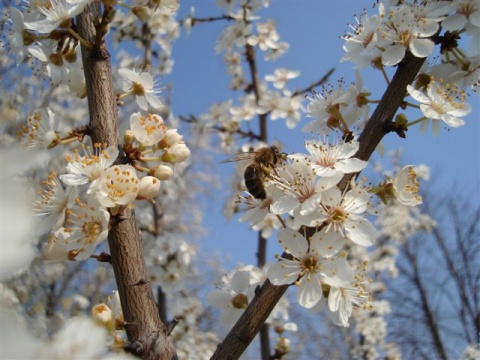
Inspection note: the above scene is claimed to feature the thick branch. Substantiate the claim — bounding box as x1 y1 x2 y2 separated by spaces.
76 3 118 145
76 4 176 360
211 52 426 360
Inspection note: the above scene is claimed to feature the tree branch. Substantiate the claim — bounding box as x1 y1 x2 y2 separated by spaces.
210 52 426 360
76 4 176 360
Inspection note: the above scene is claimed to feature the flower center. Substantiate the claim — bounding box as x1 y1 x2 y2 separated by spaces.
327 206 348 225
132 82 145 96
82 220 102 244
231 293 248 309
301 255 319 272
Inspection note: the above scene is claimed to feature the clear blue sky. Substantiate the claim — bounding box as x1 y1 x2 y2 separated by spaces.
165 1 480 265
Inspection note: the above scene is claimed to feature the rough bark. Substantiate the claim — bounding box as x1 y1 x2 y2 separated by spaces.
76 4 177 359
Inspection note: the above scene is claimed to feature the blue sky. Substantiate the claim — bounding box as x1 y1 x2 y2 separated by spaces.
165 1 480 265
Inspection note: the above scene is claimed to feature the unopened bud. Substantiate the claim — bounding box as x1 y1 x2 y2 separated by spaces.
124 130 135 146
395 113 408 127
159 128 183 148
92 304 115 332
161 142 190 163
150 164 173 180
137 176 161 201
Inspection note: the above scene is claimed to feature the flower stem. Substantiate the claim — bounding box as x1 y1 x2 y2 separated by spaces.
407 116 428 127
68 28 92 49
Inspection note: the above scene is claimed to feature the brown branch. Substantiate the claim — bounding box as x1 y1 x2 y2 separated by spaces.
179 115 262 141
76 4 176 360
210 52 426 360
187 15 236 26
291 67 335 97
142 22 153 69
244 24 271 360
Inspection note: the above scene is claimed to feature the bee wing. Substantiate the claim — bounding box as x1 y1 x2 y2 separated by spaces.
220 151 257 163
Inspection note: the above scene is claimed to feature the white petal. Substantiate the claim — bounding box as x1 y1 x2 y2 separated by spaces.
420 104 440 119
267 260 301 285
239 207 267 225
271 195 299 215
59 173 88 186
118 68 141 82
407 85 430 104
439 114 465 127
382 44 405 66
317 172 343 190
338 141 359 158
231 271 250 294
145 94 163 109
277 228 308 258
136 96 148 111
409 38 435 58
414 19 439 37
328 286 342 312
447 102 471 117
441 13 467 31
299 194 321 215
335 158 367 173
320 187 341 207
297 272 322 309
207 290 232 308
345 215 376 246
28 46 48 62
470 9 480 27
311 229 345 258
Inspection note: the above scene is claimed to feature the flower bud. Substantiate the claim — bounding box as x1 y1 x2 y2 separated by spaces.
159 128 183 148
91 304 115 332
124 129 135 146
137 176 161 201
161 142 190 163
150 164 173 180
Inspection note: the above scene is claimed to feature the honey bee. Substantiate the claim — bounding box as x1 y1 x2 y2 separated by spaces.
221 146 287 199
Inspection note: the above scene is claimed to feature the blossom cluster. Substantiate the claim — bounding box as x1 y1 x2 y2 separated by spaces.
208 264 290 327
302 0 477 136
213 137 424 327
30 107 190 263
193 0 304 151
3 1 178 102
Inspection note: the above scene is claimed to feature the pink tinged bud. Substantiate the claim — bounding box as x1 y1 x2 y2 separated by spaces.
161 142 190 163
150 165 173 180
137 176 161 201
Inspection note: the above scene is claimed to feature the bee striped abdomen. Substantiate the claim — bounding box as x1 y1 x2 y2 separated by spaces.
244 164 266 199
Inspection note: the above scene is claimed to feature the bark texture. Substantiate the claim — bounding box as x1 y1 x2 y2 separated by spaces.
76 4 177 359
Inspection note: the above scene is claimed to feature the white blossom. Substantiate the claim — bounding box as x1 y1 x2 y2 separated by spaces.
130 112 166 146
24 0 91 33
96 165 140 208
407 82 470 135
380 5 439 66
60 141 119 193
118 68 164 111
